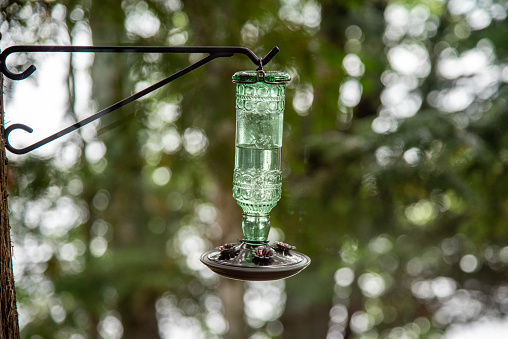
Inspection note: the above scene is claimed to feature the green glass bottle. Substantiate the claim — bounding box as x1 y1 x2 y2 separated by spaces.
232 70 291 245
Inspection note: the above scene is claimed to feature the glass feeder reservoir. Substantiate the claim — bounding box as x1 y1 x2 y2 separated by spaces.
233 70 287 244
201 70 310 281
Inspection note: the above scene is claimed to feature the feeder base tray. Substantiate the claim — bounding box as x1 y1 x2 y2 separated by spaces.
200 242 310 281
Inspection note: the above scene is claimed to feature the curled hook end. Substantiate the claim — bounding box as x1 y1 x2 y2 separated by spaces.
0 48 37 80
14 65 37 80
0 63 36 80
1 45 38 80
4 124 34 154
260 46 280 67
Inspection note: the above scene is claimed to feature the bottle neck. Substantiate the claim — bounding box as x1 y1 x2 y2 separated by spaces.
241 213 271 245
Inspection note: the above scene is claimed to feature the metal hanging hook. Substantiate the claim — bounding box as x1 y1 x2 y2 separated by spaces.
0 45 280 154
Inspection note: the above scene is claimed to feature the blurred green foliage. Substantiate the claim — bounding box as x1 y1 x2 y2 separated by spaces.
2 0 508 338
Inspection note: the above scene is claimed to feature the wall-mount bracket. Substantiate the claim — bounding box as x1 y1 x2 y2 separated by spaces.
0 44 279 154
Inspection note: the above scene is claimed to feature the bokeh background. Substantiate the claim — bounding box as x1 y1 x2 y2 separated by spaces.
2 0 508 338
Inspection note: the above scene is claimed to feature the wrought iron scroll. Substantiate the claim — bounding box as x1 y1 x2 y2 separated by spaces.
0 45 279 154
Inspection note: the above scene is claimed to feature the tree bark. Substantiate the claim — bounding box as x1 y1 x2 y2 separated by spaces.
0 71 20 338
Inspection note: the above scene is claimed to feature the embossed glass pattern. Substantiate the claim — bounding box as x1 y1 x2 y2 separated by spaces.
232 71 290 244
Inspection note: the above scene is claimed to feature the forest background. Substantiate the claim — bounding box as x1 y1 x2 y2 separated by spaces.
2 0 508 338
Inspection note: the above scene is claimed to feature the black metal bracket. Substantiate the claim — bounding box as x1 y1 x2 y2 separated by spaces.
0 45 280 154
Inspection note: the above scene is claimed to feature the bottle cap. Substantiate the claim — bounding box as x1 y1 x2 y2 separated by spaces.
232 70 291 84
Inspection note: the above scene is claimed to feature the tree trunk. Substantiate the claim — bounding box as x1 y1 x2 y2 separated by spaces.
87 4 161 338
0 71 20 338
